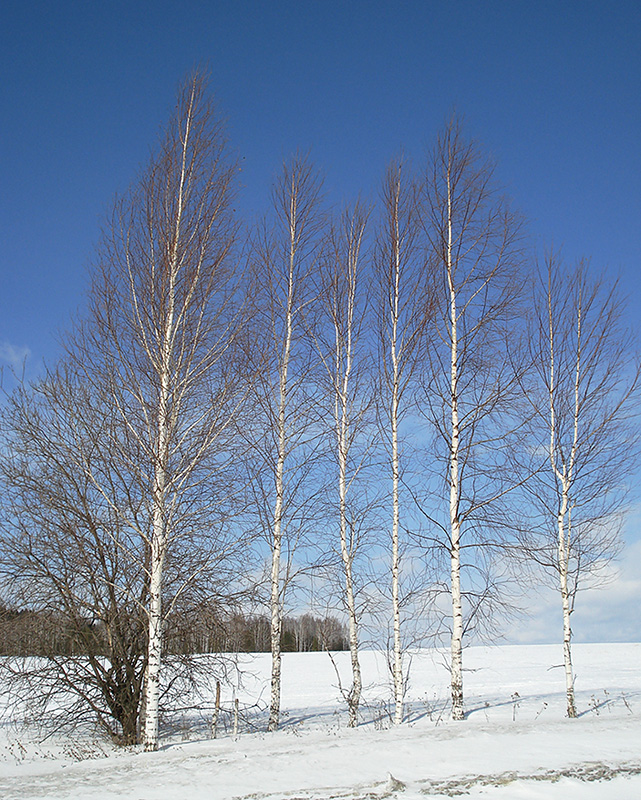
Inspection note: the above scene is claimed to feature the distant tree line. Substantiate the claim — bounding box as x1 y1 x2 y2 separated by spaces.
0 604 347 657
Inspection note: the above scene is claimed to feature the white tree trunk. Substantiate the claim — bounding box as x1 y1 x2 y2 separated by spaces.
143 543 164 750
143 96 191 750
268 525 283 732
144 363 171 750
333 217 364 729
143 318 172 750
449 393 464 720
446 170 464 722
391 379 403 725
558 506 577 718
338 415 362 727
389 180 404 726
268 211 296 733
450 517 464 720
268 354 288 732
548 272 581 720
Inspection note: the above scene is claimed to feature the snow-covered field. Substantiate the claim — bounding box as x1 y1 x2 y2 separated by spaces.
1 643 639 799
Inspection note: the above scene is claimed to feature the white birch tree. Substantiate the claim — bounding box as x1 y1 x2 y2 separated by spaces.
374 158 428 724
417 119 524 721
315 203 371 727
523 256 639 717
67 73 243 750
246 154 324 732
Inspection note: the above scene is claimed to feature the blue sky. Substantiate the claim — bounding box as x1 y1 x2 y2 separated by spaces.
1 0 640 641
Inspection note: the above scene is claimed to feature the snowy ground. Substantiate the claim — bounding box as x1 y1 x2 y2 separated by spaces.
0 643 639 799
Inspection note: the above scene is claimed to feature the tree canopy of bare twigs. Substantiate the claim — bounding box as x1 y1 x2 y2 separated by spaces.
519 255 640 717
415 117 526 720
373 156 431 724
312 201 375 726
0 367 150 744
0 73 250 748
242 153 326 732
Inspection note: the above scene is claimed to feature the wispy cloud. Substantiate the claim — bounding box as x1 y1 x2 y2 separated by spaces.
573 539 641 642
0 340 31 370
505 538 641 645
